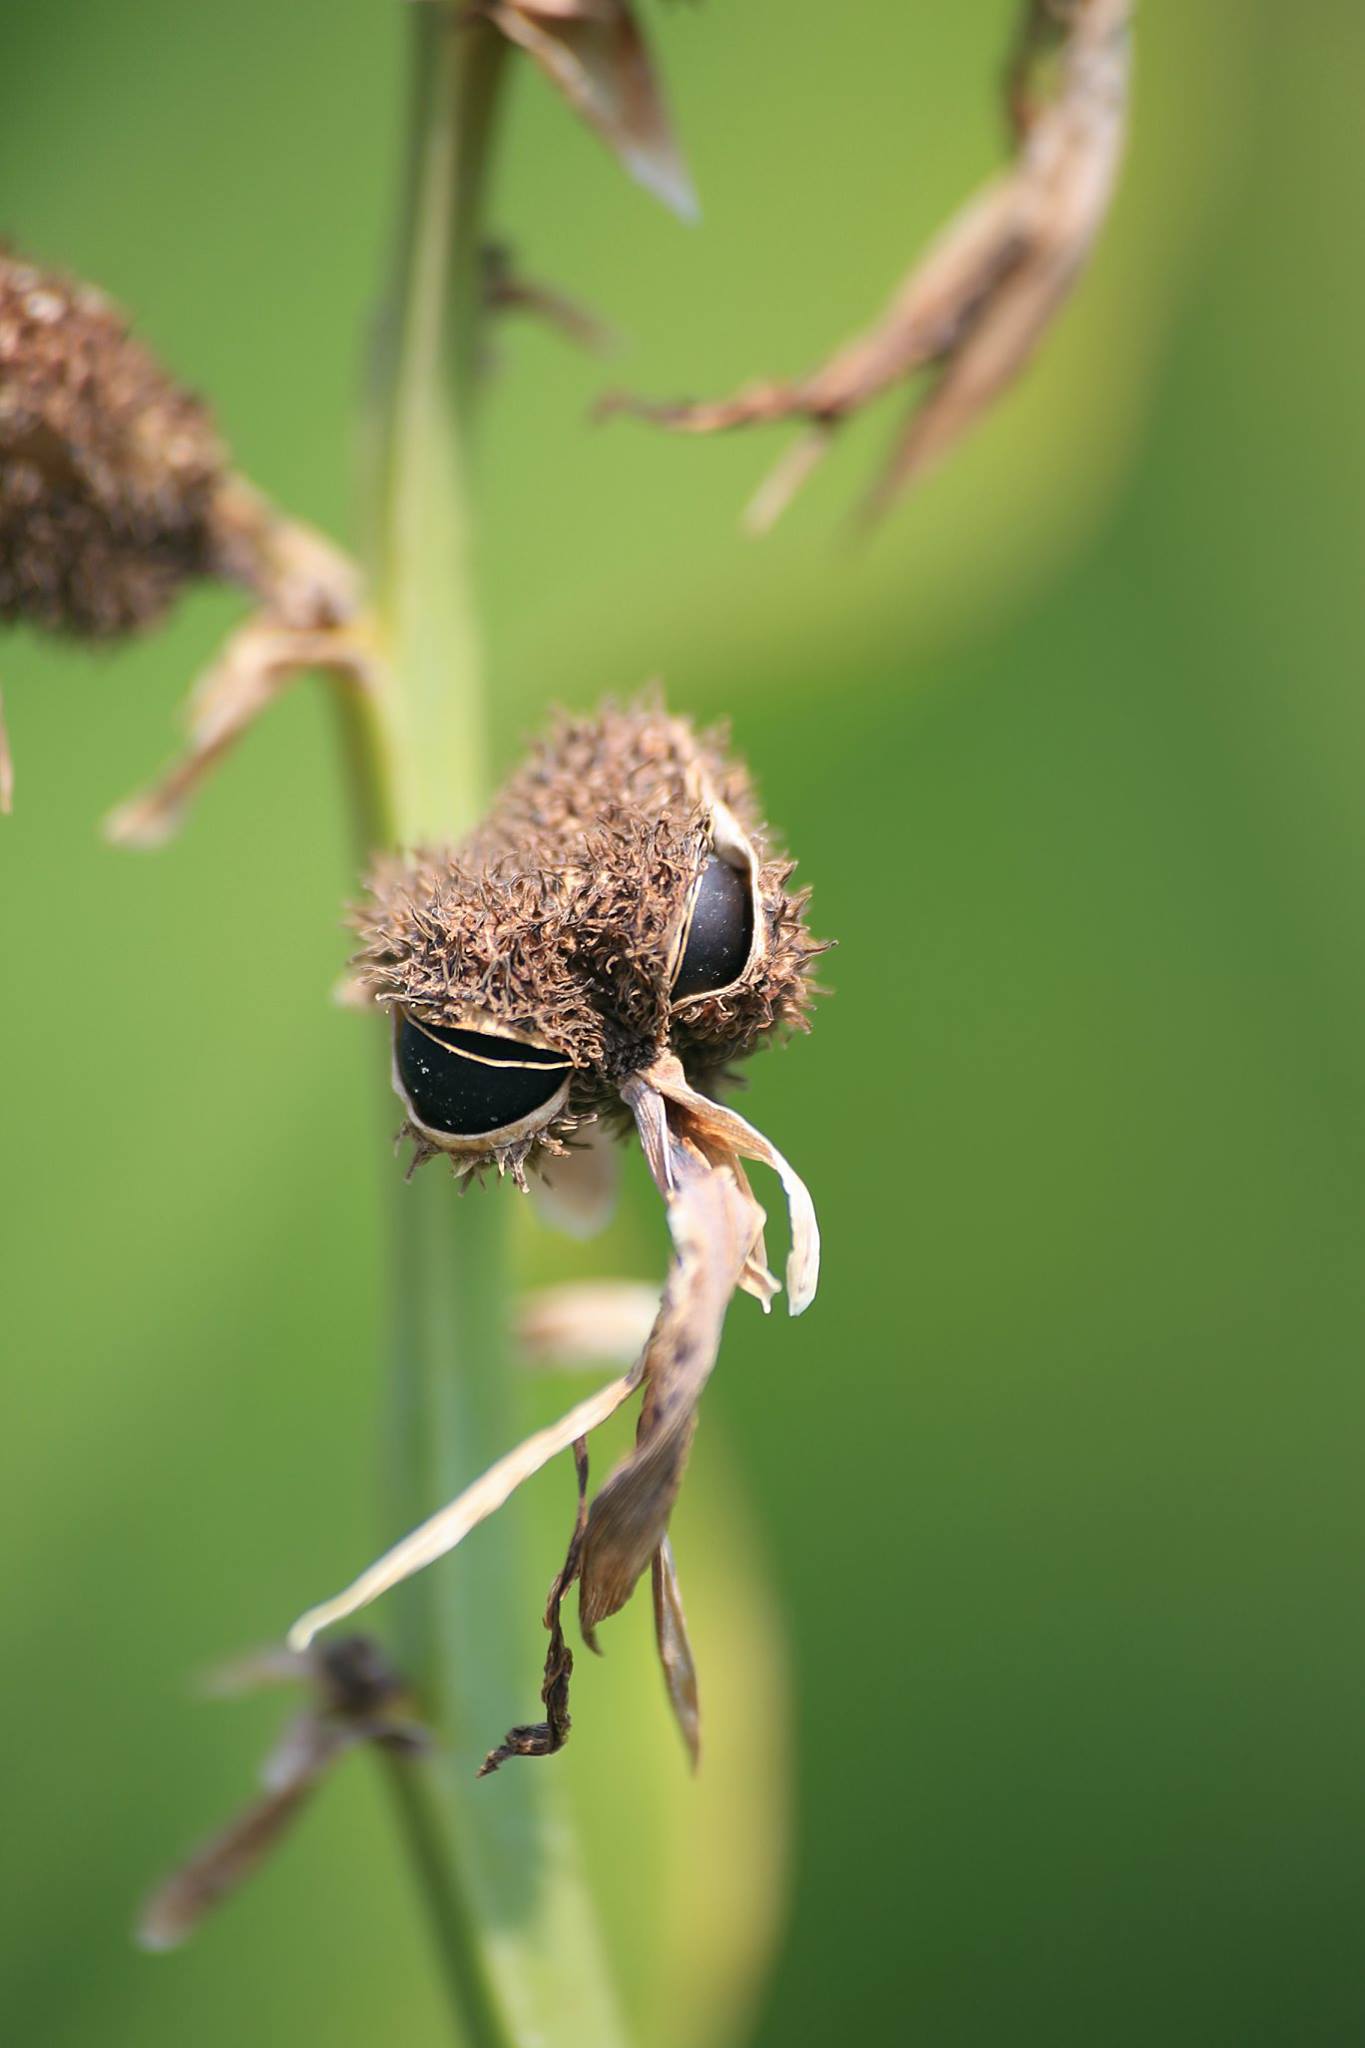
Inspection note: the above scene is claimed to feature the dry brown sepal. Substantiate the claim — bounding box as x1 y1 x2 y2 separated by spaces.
482 1 697 220
136 1637 428 1951
0 246 367 825
290 1095 816 1762
599 0 1133 526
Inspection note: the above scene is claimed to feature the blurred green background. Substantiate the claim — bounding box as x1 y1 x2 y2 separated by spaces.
4 2 1364 2043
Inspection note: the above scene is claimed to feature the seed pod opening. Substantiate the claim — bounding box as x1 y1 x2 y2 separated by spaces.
671 853 756 1000
393 1009 573 1152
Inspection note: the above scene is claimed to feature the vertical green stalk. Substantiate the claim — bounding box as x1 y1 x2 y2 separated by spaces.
352 8 630 2046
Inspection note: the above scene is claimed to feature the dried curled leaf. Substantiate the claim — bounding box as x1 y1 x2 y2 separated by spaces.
601 0 1133 524
485 1 697 220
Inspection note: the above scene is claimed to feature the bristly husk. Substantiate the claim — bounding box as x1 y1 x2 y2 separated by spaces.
351 699 822 1177
599 0 1133 525
0 246 366 826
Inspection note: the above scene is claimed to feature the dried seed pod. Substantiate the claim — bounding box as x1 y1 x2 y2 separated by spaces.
293 698 826 1767
353 698 820 1181
0 246 367 826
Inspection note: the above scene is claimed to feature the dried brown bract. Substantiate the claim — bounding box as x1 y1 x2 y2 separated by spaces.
599 0 1133 526
291 699 825 1765
137 1637 429 1951
481 1 696 220
0 246 368 826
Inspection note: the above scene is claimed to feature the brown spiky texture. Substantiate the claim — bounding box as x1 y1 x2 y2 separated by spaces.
0 249 230 635
0 245 365 830
352 699 825 1174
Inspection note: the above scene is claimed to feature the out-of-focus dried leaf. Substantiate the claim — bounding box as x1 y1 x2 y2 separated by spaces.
485 1 697 220
602 0 1133 523
517 1278 660 1367
138 1636 426 1951
104 615 377 849
653 1535 700 1767
527 1120 624 1240
137 1772 329 1953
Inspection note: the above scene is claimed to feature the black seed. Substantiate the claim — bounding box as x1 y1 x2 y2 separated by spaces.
673 855 754 999
396 1015 569 1137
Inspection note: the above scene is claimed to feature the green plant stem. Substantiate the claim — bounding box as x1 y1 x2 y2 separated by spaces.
354 9 629 2046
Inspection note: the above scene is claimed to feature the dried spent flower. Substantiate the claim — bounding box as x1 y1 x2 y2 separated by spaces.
289 699 826 1764
599 0 1133 526
0 245 368 826
482 1 697 220
137 1637 429 1951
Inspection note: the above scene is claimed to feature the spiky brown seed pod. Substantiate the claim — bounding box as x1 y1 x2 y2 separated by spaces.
353 699 822 1178
1 250 230 634
295 699 825 1765
0 246 365 828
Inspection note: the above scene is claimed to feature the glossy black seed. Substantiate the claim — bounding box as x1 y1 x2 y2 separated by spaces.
672 855 754 999
396 1014 569 1137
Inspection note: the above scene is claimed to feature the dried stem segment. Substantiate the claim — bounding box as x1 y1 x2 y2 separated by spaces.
601 0 1133 524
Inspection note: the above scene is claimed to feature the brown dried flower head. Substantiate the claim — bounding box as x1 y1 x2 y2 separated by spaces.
293 699 826 1766
0 252 227 636
0 245 367 828
353 697 818 1181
